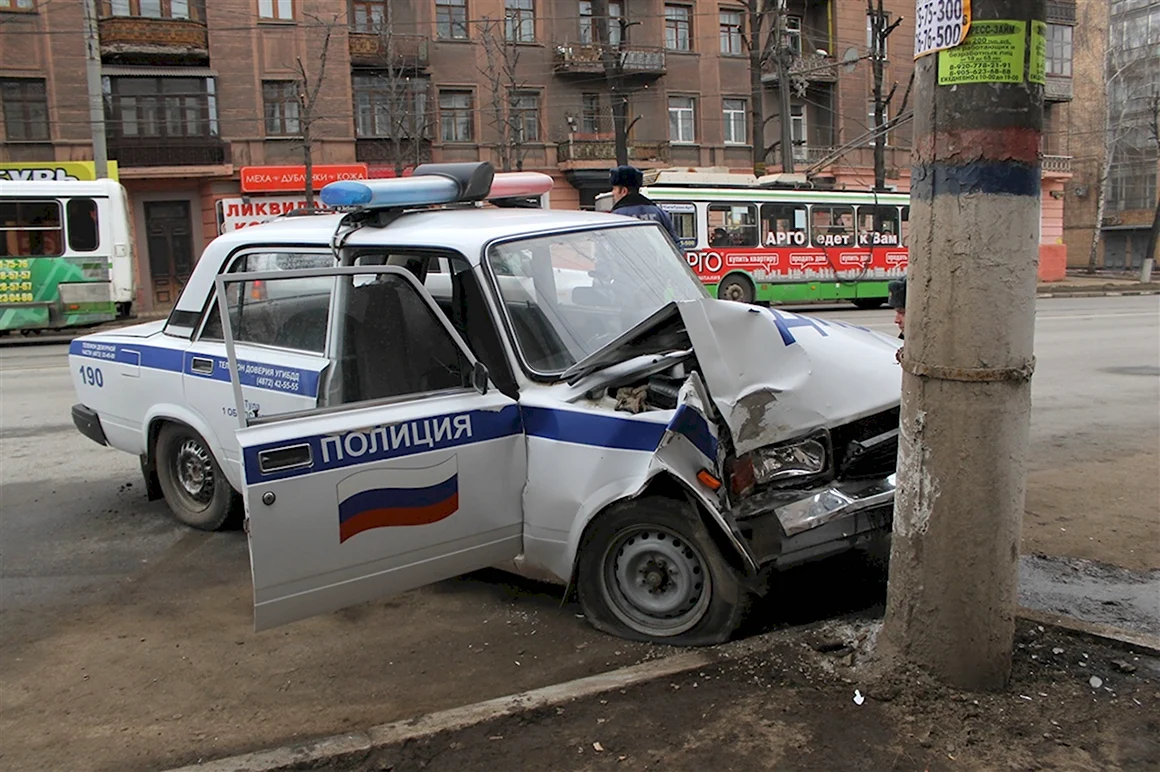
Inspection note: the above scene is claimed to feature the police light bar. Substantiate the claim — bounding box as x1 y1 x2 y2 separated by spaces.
320 165 553 210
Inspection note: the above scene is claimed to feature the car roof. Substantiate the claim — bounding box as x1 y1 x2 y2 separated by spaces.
171 206 650 315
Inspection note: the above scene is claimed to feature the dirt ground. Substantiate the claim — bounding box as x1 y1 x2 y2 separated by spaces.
331 619 1160 772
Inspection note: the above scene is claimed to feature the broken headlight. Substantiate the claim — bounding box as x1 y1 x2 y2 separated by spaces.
733 431 829 490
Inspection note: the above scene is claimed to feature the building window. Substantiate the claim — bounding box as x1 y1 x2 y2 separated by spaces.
353 74 428 138
786 15 803 54
0 0 36 10
723 98 746 144
1 79 49 141
791 104 807 160
263 81 301 136
581 92 601 133
505 0 534 43
258 0 293 20
668 96 695 144
1046 23 1072 77
439 90 474 142
104 0 202 18
867 11 889 57
719 10 743 55
579 1 623 45
511 91 540 142
1109 161 1158 212
436 0 467 40
867 100 889 146
665 5 691 51
350 0 386 33
106 76 218 139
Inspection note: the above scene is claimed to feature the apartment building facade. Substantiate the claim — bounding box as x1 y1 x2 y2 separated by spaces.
0 0 1077 312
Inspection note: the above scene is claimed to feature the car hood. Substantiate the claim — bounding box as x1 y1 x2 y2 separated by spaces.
677 298 902 456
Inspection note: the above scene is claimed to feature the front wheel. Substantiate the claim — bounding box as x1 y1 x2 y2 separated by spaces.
155 422 239 531
577 498 749 646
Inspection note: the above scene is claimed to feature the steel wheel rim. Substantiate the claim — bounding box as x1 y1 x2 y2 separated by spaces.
600 525 711 637
722 282 747 302
174 437 215 509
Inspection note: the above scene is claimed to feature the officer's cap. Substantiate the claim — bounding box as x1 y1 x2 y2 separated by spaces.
609 165 644 188
888 277 907 310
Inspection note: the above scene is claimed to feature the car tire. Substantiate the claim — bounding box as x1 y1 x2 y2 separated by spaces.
717 275 756 304
852 297 886 310
155 422 239 531
577 497 749 646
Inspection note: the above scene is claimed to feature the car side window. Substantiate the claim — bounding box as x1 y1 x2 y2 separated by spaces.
323 272 472 408
199 251 333 350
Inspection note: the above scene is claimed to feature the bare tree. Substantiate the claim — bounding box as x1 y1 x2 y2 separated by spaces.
477 17 530 172
363 20 433 176
741 1 778 174
293 12 340 208
1141 90 1159 281
589 0 632 165
1088 51 1155 273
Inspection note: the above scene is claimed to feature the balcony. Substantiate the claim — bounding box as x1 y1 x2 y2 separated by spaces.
553 44 666 78
349 32 429 69
762 52 839 85
107 136 230 168
355 138 432 165
1045 74 1073 102
1042 154 1073 174
97 3 208 64
557 139 670 165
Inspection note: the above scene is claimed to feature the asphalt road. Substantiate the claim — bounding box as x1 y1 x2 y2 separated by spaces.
1 294 1157 612
0 294 1156 771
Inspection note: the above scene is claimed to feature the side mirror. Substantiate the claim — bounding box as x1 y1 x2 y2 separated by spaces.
472 361 490 395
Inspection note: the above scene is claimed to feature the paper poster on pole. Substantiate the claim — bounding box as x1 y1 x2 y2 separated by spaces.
915 0 972 59
937 20 1026 85
1029 20 1047 85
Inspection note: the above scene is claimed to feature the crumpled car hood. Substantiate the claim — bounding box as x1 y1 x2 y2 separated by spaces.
677 298 902 456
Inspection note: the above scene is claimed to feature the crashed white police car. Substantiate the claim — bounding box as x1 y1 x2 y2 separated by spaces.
69 161 902 645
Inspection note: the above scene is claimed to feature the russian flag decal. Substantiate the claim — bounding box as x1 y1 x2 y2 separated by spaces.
337 456 459 543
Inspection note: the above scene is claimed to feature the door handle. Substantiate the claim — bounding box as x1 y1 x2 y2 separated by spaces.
190 356 214 375
257 443 314 474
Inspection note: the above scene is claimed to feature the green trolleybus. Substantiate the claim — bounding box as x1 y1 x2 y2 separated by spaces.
0 179 136 334
597 169 909 308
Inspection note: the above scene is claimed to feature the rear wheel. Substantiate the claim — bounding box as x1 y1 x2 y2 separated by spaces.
155 422 239 531
577 498 749 646
852 297 886 310
717 275 756 304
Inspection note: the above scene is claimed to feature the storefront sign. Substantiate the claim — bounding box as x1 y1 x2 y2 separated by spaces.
216 195 336 234
0 161 120 182
239 164 368 194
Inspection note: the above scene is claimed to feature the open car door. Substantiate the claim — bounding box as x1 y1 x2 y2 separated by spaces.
216 264 526 631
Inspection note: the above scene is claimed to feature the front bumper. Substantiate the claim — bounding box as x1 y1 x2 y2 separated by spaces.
733 475 896 570
71 403 108 447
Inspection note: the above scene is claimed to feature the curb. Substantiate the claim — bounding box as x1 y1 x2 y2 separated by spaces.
1017 607 1160 657
163 646 731 772
162 609 1156 772
1037 289 1160 298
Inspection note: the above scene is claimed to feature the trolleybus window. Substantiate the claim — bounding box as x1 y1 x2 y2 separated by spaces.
0 200 63 257
760 202 809 247
707 203 758 247
66 198 100 252
659 202 697 247
900 206 910 246
810 204 855 248
855 205 901 246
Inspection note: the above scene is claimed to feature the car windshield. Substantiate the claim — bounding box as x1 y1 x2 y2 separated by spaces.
487 223 709 375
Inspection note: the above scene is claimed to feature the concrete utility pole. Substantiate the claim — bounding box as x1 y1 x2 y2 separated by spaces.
880 0 1045 690
774 3 794 173
81 0 108 179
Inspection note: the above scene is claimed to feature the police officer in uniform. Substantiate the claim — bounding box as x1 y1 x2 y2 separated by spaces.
608 165 680 244
888 277 906 364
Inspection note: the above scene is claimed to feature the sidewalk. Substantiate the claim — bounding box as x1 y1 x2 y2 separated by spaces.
172 615 1160 772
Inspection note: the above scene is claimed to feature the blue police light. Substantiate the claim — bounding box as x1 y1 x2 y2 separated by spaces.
320 177 461 209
